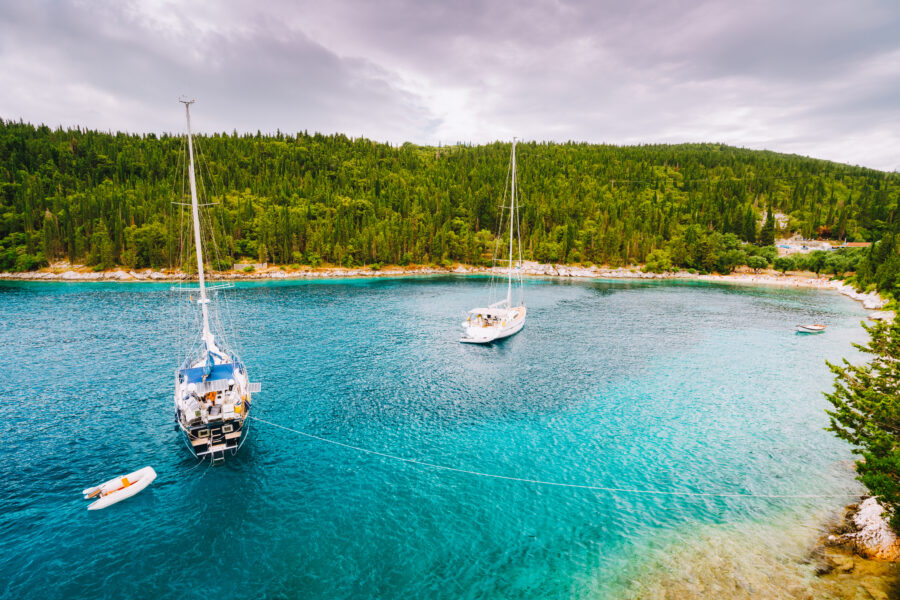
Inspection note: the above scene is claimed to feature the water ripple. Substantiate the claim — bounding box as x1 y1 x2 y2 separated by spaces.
0 277 869 599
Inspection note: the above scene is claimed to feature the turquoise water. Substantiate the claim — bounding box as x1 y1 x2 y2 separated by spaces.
0 277 869 599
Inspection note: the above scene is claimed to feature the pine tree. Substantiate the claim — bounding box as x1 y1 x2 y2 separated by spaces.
760 205 776 246
742 206 757 244
826 319 900 529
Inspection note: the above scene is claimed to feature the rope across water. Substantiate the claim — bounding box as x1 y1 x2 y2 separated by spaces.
251 416 860 500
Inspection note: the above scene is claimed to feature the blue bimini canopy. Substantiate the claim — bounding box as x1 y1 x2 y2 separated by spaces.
180 362 238 384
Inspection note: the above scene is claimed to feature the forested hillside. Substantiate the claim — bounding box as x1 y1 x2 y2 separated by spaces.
2 119 899 289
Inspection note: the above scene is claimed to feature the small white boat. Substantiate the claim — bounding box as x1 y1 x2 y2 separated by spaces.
82 466 157 510
796 324 826 334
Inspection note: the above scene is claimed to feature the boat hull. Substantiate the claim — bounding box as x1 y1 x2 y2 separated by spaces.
178 416 249 460
83 466 157 510
796 324 826 334
461 311 526 344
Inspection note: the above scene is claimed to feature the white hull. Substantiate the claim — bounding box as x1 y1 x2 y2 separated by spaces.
461 307 526 344
796 324 826 333
83 466 157 510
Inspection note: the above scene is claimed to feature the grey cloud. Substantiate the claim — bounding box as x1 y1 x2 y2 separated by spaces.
0 0 435 139
0 0 898 170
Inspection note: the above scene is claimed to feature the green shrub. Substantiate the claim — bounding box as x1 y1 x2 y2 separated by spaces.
747 255 768 272
643 249 672 273
773 256 795 273
13 252 45 272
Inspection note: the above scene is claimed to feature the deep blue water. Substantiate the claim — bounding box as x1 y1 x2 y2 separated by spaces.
0 277 869 599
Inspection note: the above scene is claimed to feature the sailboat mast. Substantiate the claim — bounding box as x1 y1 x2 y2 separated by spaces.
506 138 517 306
181 99 212 343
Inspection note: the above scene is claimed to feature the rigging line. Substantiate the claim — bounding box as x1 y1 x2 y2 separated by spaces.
250 416 860 500
200 149 240 359
514 152 524 305
490 148 513 305
179 454 208 477
192 137 231 352
176 134 188 363
193 135 239 356
197 453 215 480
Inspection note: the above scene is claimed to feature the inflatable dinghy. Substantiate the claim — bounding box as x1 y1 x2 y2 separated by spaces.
82 466 157 510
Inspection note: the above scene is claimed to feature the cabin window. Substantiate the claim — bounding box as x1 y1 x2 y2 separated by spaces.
197 430 209 438
223 424 233 433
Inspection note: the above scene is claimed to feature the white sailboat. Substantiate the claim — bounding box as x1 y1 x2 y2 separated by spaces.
173 99 260 462
461 139 527 344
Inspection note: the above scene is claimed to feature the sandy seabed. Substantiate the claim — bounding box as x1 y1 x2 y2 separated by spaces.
617 505 899 600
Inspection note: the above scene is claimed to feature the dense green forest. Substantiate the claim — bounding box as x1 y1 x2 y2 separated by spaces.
2 118 899 293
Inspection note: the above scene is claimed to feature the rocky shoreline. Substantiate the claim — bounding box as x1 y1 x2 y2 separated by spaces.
827 497 900 563
806 497 900 599
0 261 889 315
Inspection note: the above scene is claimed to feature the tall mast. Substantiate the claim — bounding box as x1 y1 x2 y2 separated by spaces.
506 138 517 306
181 98 212 345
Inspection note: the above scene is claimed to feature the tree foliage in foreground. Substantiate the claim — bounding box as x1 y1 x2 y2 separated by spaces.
1 118 899 277
826 319 900 528
854 234 900 299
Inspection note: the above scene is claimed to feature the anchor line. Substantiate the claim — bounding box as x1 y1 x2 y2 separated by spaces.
250 416 861 500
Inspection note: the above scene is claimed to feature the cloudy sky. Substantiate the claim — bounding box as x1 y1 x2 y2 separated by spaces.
1 0 898 170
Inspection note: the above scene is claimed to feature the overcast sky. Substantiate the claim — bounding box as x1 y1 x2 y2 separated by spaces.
1 0 898 170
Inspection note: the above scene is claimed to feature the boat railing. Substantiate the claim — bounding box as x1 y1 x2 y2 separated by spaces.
171 282 236 292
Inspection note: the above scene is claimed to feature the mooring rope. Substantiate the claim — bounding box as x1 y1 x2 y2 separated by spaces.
251 416 860 500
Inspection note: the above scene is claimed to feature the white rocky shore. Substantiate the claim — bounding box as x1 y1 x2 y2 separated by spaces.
829 497 900 562
0 261 890 314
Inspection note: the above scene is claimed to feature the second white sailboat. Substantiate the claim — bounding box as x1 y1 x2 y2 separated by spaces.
461 139 526 344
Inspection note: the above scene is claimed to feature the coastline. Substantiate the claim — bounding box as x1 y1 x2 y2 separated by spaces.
1 261 889 313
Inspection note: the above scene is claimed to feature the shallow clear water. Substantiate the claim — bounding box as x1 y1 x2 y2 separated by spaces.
0 277 869 599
